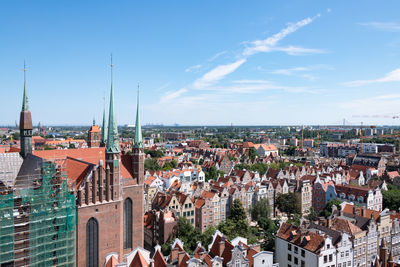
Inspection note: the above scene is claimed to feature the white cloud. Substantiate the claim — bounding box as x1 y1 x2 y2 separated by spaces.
345 68 400 87
188 15 322 91
192 59 246 89
273 46 325 55
206 80 322 94
271 66 320 81
340 94 400 119
243 14 321 56
160 88 188 103
359 22 400 32
208 51 228 62
185 64 202 73
271 67 310 75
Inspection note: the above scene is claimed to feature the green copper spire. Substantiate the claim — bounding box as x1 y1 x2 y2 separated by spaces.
22 61 29 111
106 55 120 153
134 84 144 148
93 117 96 126
101 104 108 146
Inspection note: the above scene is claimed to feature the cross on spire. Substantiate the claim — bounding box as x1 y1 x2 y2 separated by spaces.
22 60 29 111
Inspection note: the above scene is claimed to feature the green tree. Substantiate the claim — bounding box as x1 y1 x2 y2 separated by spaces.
250 198 271 223
145 149 164 158
305 207 318 221
319 199 342 218
229 199 247 222
248 147 257 161
275 193 301 218
382 184 400 211
144 158 161 170
205 166 218 181
163 159 178 170
199 158 204 165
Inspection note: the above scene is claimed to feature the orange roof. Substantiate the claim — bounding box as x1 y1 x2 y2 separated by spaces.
130 251 149 267
34 147 134 180
105 255 119 267
342 203 379 220
277 223 325 253
152 249 167 267
201 190 215 199
66 158 92 189
195 198 205 209
89 125 101 132
331 217 362 235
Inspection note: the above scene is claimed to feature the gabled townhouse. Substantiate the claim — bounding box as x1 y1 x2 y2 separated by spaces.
307 224 353 267
312 178 337 212
330 217 366 266
296 178 312 215
208 231 277 267
335 184 382 211
276 223 337 267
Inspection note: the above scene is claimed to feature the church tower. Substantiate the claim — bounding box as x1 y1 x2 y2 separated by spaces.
105 56 121 201
88 118 101 148
100 106 107 147
132 85 144 185
19 63 33 159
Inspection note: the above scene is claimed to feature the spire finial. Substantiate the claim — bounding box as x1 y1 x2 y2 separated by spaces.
22 60 29 111
106 54 120 153
110 53 113 87
134 82 143 148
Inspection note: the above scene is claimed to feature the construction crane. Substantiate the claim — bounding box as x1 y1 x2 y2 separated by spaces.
354 114 400 153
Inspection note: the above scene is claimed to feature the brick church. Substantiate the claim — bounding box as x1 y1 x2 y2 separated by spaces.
31 64 145 266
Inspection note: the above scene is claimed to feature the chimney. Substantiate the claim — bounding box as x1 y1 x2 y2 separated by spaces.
218 241 225 256
177 251 186 265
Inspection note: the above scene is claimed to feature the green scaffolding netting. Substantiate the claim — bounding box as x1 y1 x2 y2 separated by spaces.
0 161 76 266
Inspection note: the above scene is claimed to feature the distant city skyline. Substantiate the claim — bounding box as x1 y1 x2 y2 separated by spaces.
1 1 400 126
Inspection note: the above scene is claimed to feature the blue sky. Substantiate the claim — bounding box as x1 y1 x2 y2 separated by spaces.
1 1 400 126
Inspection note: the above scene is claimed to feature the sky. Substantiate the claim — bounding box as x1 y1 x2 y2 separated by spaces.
1 1 400 126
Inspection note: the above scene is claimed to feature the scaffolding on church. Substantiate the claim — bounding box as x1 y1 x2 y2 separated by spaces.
0 161 76 267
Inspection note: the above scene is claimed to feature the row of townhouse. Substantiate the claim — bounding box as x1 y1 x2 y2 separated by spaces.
105 231 278 267
276 219 399 267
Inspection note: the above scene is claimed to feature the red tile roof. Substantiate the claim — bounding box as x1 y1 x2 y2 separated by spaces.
276 223 325 253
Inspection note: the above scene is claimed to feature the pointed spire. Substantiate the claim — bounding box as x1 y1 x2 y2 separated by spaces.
101 97 108 146
134 83 143 148
93 117 96 126
22 61 29 111
106 54 120 153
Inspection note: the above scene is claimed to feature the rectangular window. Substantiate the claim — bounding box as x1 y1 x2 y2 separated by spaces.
294 246 298 254
185 204 188 208
288 254 292 261
294 257 298 264
324 255 327 263
301 260 305 267
183 212 186 217
301 250 305 257
288 244 292 251
329 254 332 262
191 210 194 216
